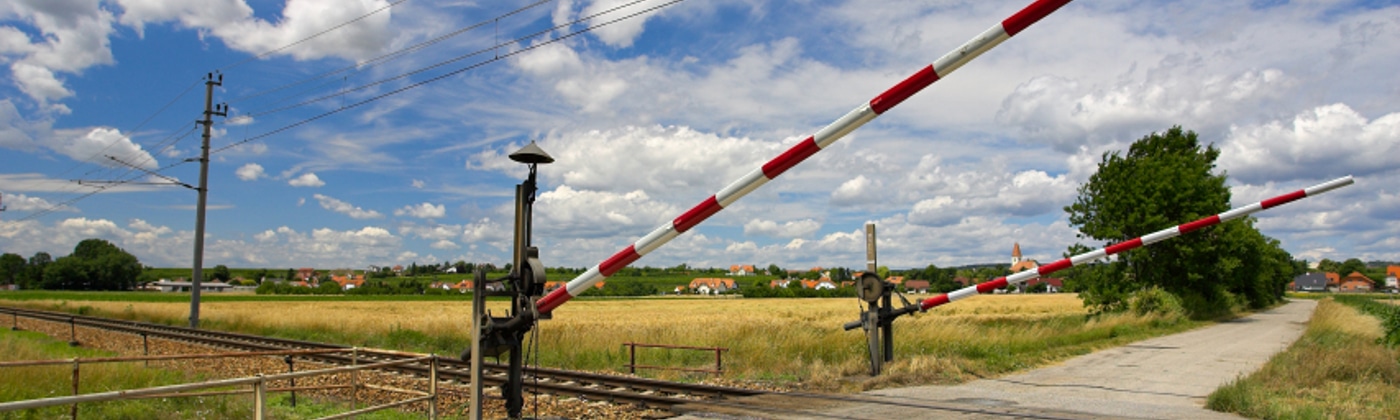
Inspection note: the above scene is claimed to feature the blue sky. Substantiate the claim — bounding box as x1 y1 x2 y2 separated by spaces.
2 0 1398 272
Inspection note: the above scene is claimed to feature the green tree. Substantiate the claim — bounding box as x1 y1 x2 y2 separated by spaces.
24 252 51 289
767 264 782 277
1337 258 1367 276
209 265 232 282
41 239 142 290
0 253 25 286
1065 126 1265 317
876 266 890 280
1316 258 1339 273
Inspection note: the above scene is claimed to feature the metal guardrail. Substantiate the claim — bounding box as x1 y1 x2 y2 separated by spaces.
0 348 440 420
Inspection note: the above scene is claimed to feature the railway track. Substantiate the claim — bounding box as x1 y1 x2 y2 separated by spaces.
0 305 764 410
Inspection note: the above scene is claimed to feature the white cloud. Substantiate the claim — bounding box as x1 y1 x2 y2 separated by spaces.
743 218 820 238
313 194 383 219
394 202 446 219
431 239 458 250
1220 104 1400 184
411 179 425 189
114 0 394 61
0 192 76 213
288 172 325 187
830 175 884 207
53 127 158 169
235 163 265 181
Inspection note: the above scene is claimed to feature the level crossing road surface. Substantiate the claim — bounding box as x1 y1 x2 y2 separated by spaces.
673 298 1316 419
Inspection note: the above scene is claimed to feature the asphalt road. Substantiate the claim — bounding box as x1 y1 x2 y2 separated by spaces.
673 298 1316 420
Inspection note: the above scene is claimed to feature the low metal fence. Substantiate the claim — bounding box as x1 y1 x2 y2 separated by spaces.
622 342 727 375
0 348 441 419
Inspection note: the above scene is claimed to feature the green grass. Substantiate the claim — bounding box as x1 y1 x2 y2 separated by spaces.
1206 299 1400 418
0 328 455 419
0 329 255 419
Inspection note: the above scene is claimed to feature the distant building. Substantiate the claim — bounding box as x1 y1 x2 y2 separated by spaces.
1386 266 1399 291
729 265 756 276
1338 272 1374 293
904 280 930 293
153 281 234 293
1292 272 1329 292
689 278 737 295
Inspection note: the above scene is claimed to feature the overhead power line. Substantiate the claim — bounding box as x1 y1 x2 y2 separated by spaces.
218 0 413 72
215 0 681 150
226 0 555 106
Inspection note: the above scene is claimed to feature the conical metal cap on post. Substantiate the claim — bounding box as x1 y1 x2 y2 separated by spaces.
509 141 554 165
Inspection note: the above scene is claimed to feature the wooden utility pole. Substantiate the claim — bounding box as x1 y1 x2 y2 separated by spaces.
190 73 225 329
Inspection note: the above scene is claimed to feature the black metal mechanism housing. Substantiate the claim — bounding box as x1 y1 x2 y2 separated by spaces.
463 141 553 419
846 223 923 375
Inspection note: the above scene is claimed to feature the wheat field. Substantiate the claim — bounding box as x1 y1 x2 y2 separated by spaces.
10 294 1192 391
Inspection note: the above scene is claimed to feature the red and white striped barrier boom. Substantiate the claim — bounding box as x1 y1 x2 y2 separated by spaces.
917 176 1355 311
537 0 1076 314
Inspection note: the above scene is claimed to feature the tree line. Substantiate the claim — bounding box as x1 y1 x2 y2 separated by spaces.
1 239 141 291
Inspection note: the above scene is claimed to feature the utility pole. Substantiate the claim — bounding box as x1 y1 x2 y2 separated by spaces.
190 72 226 329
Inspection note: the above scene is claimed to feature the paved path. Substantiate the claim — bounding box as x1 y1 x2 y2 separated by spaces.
674 299 1316 419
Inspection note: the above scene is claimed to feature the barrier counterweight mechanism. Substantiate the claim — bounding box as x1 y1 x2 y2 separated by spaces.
463 141 553 420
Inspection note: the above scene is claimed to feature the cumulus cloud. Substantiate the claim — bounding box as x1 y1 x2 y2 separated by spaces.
0 192 76 213
743 218 821 238
235 163 265 181
313 194 383 219
394 202 446 219
534 185 678 238
288 173 325 187
52 127 158 169
1220 104 1400 184
997 67 1293 152
115 0 393 61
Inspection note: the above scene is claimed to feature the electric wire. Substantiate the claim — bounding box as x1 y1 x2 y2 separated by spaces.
225 0 554 106
216 0 412 73
235 0 652 122
212 0 686 155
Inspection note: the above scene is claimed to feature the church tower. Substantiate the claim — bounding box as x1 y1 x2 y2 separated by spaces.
1011 242 1022 265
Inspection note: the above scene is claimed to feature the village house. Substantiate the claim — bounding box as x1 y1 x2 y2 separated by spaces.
1338 271 1375 293
296 268 317 281
1292 272 1329 292
1025 278 1064 293
153 280 234 293
904 280 930 293
1324 272 1341 292
689 278 737 295
729 265 756 276
331 274 366 291
1387 265 1399 291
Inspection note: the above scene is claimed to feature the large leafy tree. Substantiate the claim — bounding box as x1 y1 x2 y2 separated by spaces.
0 253 25 286
1065 126 1289 316
42 239 142 291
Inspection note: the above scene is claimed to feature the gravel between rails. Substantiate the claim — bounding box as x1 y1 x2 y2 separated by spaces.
9 316 675 419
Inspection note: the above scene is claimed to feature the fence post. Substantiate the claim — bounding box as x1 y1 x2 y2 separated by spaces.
429 354 439 420
142 333 149 367
351 347 359 416
10 310 17 330
71 358 79 419
627 343 636 374
715 348 723 373
253 374 266 420
68 317 79 346
284 355 297 407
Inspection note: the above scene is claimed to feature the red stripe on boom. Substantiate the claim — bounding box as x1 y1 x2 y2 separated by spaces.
1002 0 1073 36
674 197 723 233
1261 190 1307 209
869 65 939 114
1105 238 1142 255
537 288 572 314
921 294 951 309
599 246 641 277
1178 215 1221 234
976 277 1009 293
762 137 820 179
1038 258 1072 275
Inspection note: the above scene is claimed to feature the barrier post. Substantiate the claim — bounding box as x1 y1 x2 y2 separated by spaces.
68 317 78 346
